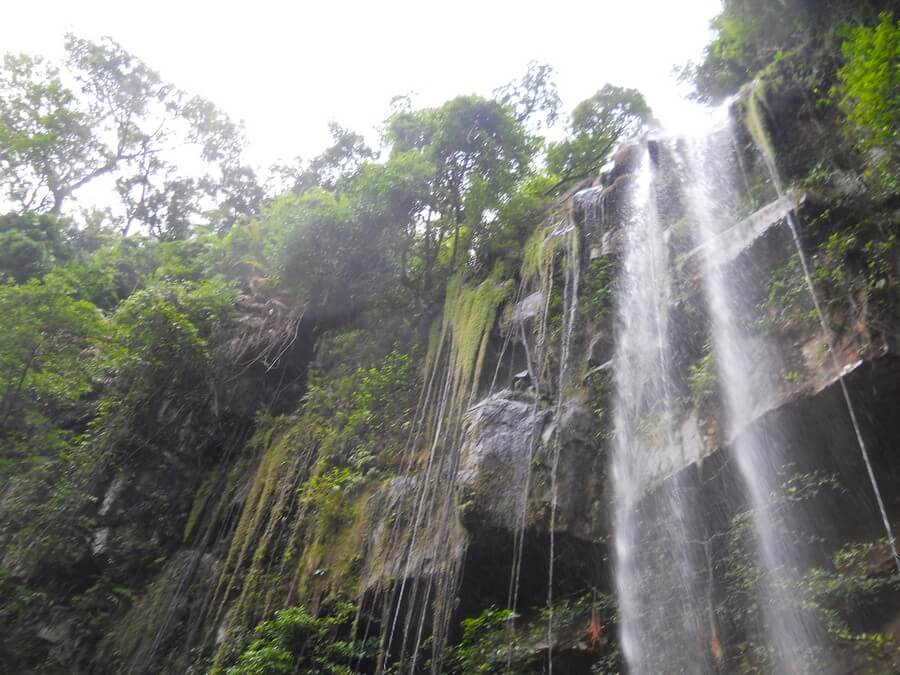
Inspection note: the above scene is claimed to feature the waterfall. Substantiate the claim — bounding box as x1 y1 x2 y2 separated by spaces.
605 96 897 673
682 117 828 671
610 147 709 673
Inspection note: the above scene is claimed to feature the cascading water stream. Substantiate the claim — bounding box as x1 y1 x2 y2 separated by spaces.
681 117 827 670
745 86 900 572
610 147 708 674
546 215 580 673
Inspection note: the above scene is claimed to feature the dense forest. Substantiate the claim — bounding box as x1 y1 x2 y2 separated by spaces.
0 1 898 673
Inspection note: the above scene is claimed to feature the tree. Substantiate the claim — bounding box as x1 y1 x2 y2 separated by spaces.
385 95 533 273
546 85 653 190
0 36 260 237
272 123 375 196
682 0 895 103
0 277 102 461
0 212 73 282
494 61 562 131
258 188 387 321
344 151 434 289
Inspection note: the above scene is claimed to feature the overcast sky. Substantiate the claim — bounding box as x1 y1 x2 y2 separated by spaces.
2 0 722 170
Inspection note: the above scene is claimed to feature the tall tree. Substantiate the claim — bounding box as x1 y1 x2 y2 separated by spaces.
385 95 533 273
494 61 562 132
0 36 261 237
546 84 653 190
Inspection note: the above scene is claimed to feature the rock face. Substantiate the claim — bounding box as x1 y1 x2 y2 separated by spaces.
683 192 802 268
456 393 605 539
457 394 548 531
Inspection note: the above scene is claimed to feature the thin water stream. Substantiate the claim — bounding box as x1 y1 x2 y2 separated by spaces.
745 86 900 573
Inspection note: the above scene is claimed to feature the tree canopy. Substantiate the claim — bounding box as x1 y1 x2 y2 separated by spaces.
0 35 261 237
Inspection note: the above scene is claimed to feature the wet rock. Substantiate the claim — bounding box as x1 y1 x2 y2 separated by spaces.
682 192 802 267
359 475 467 591
587 331 614 368
458 393 550 531
511 290 545 324
608 143 642 183
37 619 72 645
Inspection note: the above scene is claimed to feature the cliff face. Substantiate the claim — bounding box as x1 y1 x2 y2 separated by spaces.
3 28 899 675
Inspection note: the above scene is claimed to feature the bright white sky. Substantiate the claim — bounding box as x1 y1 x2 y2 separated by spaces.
2 0 722 171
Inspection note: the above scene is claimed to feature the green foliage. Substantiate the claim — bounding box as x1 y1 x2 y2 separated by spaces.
569 85 652 139
304 349 418 472
759 252 817 331
246 186 400 316
0 35 259 232
806 215 898 326
447 606 515 673
684 0 891 103
783 369 803 385
298 467 366 539
106 278 235 379
688 345 717 410
546 85 652 189
714 468 900 671
837 13 900 153
0 31 578 675
800 539 900 665
493 62 561 132
0 275 103 466
227 602 369 675
836 12 900 195
227 643 293 675
475 176 556 271
0 212 73 282
684 7 770 102
582 256 615 321
50 235 160 308
84 277 237 472
259 189 353 290
446 593 618 674
274 122 375 194
385 94 534 271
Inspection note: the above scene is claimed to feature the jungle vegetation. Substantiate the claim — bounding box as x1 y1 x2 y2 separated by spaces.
0 1 897 671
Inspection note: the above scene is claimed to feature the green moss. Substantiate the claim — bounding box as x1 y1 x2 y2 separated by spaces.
298 466 365 540
688 345 718 411
182 475 214 543
438 268 511 411
744 80 777 169
520 220 566 285
294 485 375 601
582 255 615 322
208 416 321 669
